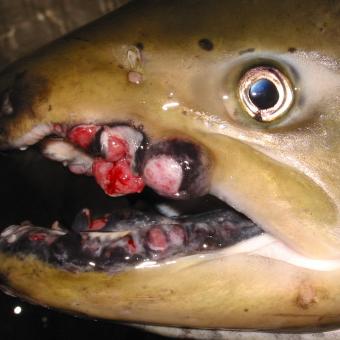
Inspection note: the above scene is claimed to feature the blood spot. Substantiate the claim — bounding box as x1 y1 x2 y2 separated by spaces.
127 237 137 253
29 233 47 242
67 124 145 197
92 158 144 196
68 125 100 149
90 217 109 230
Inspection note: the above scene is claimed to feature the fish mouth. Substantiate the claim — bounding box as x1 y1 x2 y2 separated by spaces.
0 122 339 274
0 125 263 272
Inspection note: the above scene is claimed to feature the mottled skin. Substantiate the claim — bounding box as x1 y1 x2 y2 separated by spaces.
1 0 340 331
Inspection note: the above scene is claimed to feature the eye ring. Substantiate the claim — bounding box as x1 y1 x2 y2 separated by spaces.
238 66 294 122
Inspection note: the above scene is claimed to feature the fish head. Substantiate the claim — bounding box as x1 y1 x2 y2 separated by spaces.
1 0 340 331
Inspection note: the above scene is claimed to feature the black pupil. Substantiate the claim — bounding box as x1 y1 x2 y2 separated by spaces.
249 78 279 110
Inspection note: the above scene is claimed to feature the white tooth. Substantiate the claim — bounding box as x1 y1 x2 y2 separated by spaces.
51 221 63 231
1 225 32 242
85 231 131 241
41 139 93 175
1 225 19 237
156 203 181 217
7 235 17 243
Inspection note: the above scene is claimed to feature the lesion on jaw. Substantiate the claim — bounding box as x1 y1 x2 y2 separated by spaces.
12 120 212 200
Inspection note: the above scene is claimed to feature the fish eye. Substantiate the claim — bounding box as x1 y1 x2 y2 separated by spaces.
238 66 294 122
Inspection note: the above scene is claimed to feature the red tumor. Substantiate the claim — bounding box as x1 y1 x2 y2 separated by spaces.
92 158 144 196
68 125 100 149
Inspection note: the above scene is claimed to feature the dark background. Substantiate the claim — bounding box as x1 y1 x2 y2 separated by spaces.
0 1 173 339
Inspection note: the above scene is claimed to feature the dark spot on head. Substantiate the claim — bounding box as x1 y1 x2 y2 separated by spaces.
198 38 214 51
48 104 52 112
288 47 297 53
135 42 144 50
239 48 255 55
8 72 50 118
244 308 249 312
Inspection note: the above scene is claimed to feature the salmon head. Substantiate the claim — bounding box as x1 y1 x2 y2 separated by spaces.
0 0 340 332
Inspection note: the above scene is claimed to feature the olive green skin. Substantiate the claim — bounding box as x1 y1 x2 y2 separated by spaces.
1 0 340 330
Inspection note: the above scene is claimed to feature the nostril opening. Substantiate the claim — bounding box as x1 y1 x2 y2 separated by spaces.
0 90 14 116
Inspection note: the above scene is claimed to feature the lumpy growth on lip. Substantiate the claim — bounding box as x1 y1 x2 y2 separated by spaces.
143 155 183 196
92 158 144 196
40 123 212 201
48 124 211 200
142 139 211 199
66 124 146 196
68 125 100 150
0 209 262 273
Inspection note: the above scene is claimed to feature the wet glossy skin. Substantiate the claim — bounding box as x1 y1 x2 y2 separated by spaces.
1 0 340 330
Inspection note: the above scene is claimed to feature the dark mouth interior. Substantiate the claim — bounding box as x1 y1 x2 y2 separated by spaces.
0 145 263 271
0 146 225 227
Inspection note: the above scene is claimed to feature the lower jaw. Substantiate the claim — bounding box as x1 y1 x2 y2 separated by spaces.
2 211 339 331
2 236 340 330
